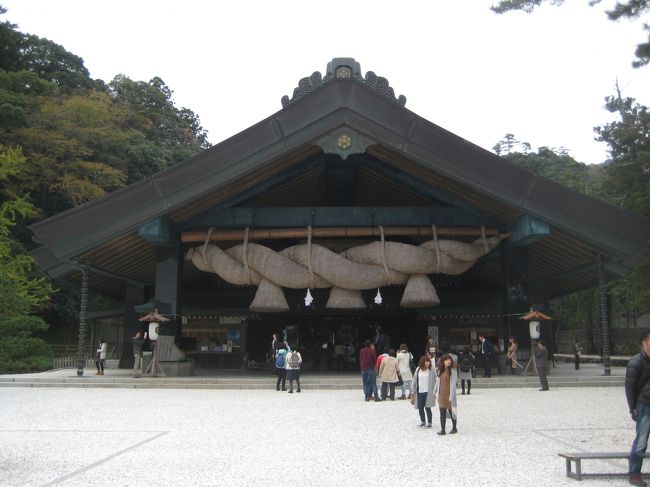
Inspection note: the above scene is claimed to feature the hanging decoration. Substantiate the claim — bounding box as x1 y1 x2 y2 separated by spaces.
304 288 314 307
185 226 508 312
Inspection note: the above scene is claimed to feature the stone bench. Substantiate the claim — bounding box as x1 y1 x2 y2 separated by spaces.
558 451 650 480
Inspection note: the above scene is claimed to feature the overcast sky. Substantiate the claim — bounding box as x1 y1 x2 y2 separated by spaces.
3 0 649 164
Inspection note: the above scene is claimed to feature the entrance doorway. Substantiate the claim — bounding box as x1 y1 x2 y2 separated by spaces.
246 313 424 372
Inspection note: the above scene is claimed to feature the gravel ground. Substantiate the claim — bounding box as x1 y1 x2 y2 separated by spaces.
0 386 640 487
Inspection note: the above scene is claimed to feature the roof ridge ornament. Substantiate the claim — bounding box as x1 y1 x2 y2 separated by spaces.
281 57 406 108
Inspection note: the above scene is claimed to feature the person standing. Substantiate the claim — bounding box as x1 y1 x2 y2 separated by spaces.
271 333 279 359
396 344 414 400
376 351 388 374
378 349 400 401
132 331 147 378
275 347 288 391
458 347 474 395
625 331 650 487
507 337 519 376
479 335 492 378
574 339 582 370
536 340 549 391
285 346 302 393
359 340 381 402
412 356 436 428
345 343 356 371
271 333 287 360
434 354 458 435
95 337 107 375
425 336 436 359
334 342 345 372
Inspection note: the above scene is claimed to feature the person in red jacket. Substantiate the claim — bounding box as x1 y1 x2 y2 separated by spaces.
376 352 388 371
359 340 381 402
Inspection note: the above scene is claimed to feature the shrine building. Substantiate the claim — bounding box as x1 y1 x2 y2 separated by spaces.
29 58 650 372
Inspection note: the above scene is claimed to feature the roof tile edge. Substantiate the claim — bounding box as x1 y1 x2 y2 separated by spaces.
281 57 406 108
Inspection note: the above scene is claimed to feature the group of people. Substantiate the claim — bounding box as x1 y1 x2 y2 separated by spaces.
506 335 550 391
271 334 303 393
359 340 460 435
93 331 151 378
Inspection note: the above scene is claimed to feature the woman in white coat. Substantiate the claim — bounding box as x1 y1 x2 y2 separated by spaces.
95 337 107 375
396 343 414 400
411 356 437 428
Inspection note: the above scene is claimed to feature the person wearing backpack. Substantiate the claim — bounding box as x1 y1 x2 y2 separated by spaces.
275 348 288 391
458 347 474 395
285 346 302 393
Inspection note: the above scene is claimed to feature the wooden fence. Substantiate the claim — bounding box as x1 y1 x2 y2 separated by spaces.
52 356 95 369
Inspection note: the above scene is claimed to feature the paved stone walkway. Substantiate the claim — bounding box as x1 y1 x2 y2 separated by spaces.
0 384 643 486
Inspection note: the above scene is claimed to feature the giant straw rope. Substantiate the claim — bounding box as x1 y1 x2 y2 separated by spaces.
185 227 508 312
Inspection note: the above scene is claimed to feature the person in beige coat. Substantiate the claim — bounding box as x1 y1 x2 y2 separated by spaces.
378 348 400 401
507 336 518 375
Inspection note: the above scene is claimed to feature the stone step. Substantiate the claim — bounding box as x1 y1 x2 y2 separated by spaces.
0 376 624 390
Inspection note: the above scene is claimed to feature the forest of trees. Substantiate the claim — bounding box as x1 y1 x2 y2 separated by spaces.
0 6 210 372
0 4 648 371
493 95 650 331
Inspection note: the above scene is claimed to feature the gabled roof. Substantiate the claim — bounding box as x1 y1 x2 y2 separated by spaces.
29 58 650 299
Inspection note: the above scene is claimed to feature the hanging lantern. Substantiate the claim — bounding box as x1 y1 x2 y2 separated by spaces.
519 310 551 340
149 322 160 340
138 309 168 342
529 320 540 339
374 288 383 305
304 289 314 307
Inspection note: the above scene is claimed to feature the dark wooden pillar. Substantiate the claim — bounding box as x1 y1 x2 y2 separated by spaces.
502 245 530 349
76 266 88 376
119 282 147 368
154 244 183 343
599 255 612 376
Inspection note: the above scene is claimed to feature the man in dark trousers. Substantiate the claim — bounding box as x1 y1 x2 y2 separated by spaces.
132 331 147 378
574 339 582 370
536 339 549 391
479 335 492 378
625 331 650 487
359 340 381 402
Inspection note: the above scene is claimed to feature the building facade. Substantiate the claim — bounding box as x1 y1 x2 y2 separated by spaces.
30 59 650 371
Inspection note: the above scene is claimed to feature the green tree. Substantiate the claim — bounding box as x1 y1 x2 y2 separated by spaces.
594 92 650 217
0 6 23 73
108 74 209 181
494 133 601 194
491 0 650 67
0 6 95 93
19 34 94 92
594 92 650 314
0 145 53 373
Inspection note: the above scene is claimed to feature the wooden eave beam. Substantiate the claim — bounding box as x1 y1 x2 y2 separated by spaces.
181 226 501 243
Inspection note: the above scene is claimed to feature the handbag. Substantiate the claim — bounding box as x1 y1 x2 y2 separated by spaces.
410 393 416 405
395 371 403 386
505 358 512 366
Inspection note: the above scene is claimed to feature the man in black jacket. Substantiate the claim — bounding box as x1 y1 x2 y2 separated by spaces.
536 340 549 391
625 330 650 487
479 335 492 378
